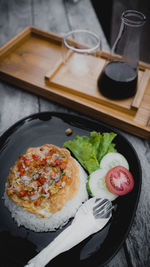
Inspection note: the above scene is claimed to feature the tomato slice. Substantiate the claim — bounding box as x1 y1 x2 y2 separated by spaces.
105 166 134 196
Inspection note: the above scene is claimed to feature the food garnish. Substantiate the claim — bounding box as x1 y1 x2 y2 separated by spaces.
64 131 134 198
64 131 117 174
100 152 129 171
105 166 134 195
87 168 118 201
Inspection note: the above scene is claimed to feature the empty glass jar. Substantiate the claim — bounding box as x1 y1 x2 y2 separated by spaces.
63 29 101 76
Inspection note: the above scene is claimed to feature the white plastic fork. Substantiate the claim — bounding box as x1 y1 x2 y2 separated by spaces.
25 197 113 267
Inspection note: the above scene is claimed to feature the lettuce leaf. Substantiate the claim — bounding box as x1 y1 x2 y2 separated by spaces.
63 131 117 174
97 132 117 162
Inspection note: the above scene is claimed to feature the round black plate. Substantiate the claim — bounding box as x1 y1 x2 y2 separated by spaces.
0 112 141 267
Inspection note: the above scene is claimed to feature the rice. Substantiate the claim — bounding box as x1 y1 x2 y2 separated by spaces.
4 161 88 232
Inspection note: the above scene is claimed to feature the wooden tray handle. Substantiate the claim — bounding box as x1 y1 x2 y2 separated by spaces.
131 69 150 109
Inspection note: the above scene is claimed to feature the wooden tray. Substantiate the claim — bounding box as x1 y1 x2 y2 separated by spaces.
0 26 150 139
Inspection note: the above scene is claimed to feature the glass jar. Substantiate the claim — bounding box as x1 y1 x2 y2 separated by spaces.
98 10 146 99
63 29 101 76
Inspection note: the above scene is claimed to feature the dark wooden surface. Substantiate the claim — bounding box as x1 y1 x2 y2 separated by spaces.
0 1 150 266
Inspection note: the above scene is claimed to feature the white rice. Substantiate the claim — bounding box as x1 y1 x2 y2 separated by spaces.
4 160 88 232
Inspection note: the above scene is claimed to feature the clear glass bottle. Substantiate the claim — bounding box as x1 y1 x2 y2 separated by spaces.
98 10 146 99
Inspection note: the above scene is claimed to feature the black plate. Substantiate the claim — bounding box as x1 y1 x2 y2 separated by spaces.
0 112 141 267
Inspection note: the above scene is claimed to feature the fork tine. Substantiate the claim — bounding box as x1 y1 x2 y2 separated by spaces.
93 198 108 213
94 205 114 219
95 198 108 206
94 202 112 215
93 199 110 217
103 205 114 218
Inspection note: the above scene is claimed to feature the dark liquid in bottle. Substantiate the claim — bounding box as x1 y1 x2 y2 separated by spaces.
98 61 138 99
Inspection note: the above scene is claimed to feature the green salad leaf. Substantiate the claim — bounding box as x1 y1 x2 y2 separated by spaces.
63 131 117 174
97 132 117 162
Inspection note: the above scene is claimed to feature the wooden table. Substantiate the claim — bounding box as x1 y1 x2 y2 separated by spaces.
0 1 150 266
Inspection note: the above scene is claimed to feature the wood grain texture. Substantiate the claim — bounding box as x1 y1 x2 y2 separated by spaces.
105 246 128 267
121 132 150 267
1 28 150 138
32 0 72 112
0 0 38 135
0 0 32 46
0 0 150 266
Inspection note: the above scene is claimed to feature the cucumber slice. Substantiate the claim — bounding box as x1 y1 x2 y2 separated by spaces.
87 169 118 201
100 152 129 171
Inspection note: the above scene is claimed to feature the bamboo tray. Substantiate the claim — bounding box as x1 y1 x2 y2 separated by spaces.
0 26 150 139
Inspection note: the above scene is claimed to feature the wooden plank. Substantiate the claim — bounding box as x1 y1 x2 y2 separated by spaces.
0 0 39 135
32 0 70 34
105 246 128 267
32 0 71 112
123 133 150 267
0 0 32 47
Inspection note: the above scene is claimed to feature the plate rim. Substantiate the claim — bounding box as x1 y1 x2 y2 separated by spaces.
0 111 142 266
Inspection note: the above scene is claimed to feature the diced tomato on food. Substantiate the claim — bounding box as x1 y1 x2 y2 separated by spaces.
55 159 61 165
34 198 42 206
38 176 46 185
18 162 22 169
32 154 40 160
18 190 27 197
18 164 25 176
60 163 66 170
48 189 52 198
19 169 25 176
41 159 47 166
24 159 31 166
19 155 26 163
41 187 46 194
